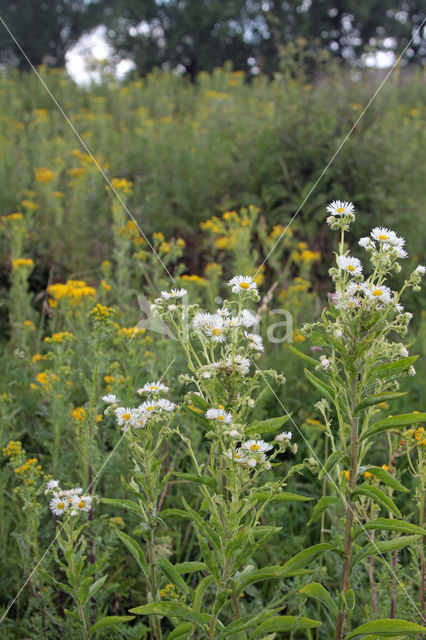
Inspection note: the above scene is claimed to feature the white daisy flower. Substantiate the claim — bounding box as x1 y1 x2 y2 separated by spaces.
72 495 92 512
204 315 226 342
224 449 248 463
205 407 233 424
138 380 169 394
115 407 138 430
225 355 251 376
160 288 187 300
227 275 258 294
370 227 404 247
326 201 355 217
193 312 214 330
337 255 363 276
244 332 264 352
225 316 240 327
138 401 158 414
46 479 59 491
102 393 118 404
50 496 68 517
382 243 408 259
358 237 375 250
157 398 175 412
240 309 257 327
364 284 393 304
276 431 292 442
414 265 425 275
242 439 273 453
216 307 230 318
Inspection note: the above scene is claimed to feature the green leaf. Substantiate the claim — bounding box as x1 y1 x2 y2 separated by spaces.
89 616 135 636
278 543 340 576
289 345 319 368
172 471 217 491
187 393 209 411
361 412 426 441
158 558 189 595
182 497 221 551
183 406 210 428
237 566 310 593
129 602 208 630
308 496 342 525
86 575 108 603
216 611 277 639
174 561 206 575
343 618 426 639
197 534 221 586
299 582 338 617
352 485 401 518
116 530 148 578
159 508 191 520
193 575 214 612
354 392 408 415
363 467 409 492
304 369 335 404
167 623 193 640
251 490 312 504
352 535 418 568
101 497 142 517
353 518 426 539
369 356 418 379
319 450 348 479
245 415 291 436
251 615 321 636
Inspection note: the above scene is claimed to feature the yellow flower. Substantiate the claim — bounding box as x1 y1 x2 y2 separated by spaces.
181 274 206 286
293 329 306 343
108 178 133 194
71 407 86 422
364 471 373 478
12 258 34 270
2 440 22 457
153 231 165 242
34 167 56 184
381 464 389 471
90 303 113 320
101 279 112 291
53 191 64 198
159 241 171 253
44 331 74 344
176 238 186 248
67 167 86 179
19 200 38 210
341 470 350 481
96 414 103 423
23 320 35 330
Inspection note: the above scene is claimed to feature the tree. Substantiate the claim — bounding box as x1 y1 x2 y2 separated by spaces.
0 0 107 69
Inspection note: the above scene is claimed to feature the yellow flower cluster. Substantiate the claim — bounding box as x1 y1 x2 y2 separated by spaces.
113 323 146 338
90 303 114 321
32 353 47 363
20 199 37 210
293 243 321 263
44 331 74 344
71 407 86 422
181 274 206 286
269 224 293 239
12 258 34 270
159 583 177 599
101 279 112 291
405 425 426 447
67 167 86 179
14 457 42 476
33 371 58 391
48 280 96 306
34 167 56 184
109 516 125 528
2 440 22 457
108 178 133 194
2 212 24 224
22 320 36 330
292 329 306 343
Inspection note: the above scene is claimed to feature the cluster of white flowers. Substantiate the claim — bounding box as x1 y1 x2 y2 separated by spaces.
46 480 92 517
205 407 233 424
225 439 273 469
192 307 258 344
326 200 356 229
103 381 175 432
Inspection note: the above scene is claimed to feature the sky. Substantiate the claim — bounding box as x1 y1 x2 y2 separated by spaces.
65 25 395 85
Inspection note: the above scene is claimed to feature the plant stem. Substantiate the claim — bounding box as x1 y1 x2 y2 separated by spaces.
368 532 377 613
390 549 397 618
334 413 359 640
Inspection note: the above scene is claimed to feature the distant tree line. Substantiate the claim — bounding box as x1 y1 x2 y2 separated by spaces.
0 0 424 77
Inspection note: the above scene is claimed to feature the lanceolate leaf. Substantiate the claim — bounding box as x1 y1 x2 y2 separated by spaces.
116 531 148 578
319 450 348 479
167 623 192 640
172 471 217 491
353 518 426 540
251 490 312 503
215 611 278 639
289 345 319 368
157 558 189 594
362 467 409 492
278 543 340 576
89 616 135 636
251 615 321 637
101 497 142 517
304 369 335 404
352 485 401 518
343 618 426 639
354 392 408 415
361 412 426 441
351 535 418 568
245 415 291 436
369 356 418 379
129 602 208 630
308 496 342 525
174 561 206 574
299 582 338 617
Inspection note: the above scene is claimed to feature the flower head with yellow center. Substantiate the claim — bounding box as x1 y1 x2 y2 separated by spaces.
227 275 258 294
205 408 233 424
